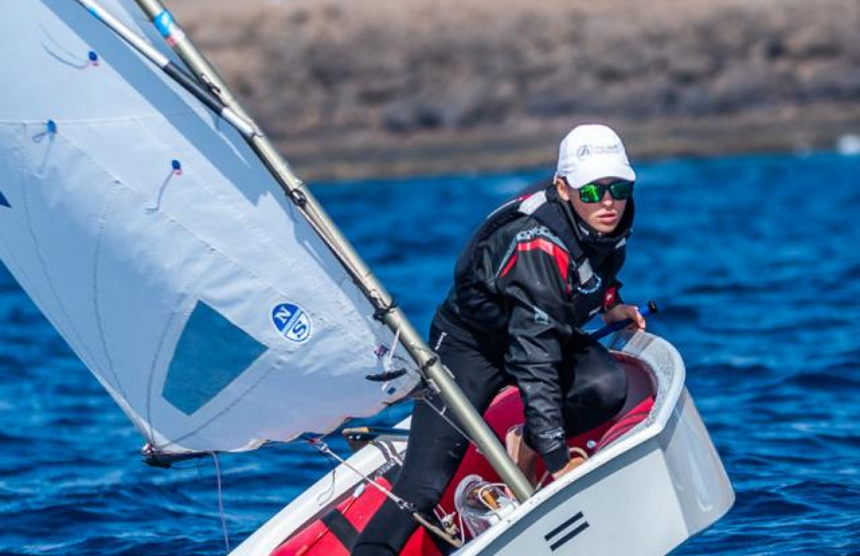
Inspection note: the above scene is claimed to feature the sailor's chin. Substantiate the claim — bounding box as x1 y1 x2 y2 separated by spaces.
592 220 619 233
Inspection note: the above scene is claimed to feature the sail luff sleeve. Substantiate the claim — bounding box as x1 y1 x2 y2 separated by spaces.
73 0 256 138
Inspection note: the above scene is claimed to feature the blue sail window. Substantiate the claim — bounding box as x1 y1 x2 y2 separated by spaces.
163 301 267 415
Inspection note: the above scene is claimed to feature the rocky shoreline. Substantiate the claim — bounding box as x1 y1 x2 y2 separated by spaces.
172 0 860 181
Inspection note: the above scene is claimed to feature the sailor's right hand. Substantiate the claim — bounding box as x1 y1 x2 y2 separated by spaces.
603 303 646 330
550 453 587 481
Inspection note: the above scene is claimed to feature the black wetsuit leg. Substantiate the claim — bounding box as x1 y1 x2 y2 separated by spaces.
351 316 507 556
560 332 629 437
352 327 627 555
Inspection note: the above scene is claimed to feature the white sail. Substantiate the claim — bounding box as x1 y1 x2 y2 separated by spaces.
0 0 421 455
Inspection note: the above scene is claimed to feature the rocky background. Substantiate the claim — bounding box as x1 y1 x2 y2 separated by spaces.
172 0 860 180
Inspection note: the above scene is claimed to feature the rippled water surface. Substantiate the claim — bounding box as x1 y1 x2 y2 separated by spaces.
1 152 859 555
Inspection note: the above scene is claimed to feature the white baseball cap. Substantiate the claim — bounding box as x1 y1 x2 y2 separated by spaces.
556 124 636 189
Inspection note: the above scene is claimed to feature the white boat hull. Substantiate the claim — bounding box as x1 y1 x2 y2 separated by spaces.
231 331 734 556
458 391 732 555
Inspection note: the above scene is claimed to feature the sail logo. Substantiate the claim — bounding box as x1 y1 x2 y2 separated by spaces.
272 303 312 344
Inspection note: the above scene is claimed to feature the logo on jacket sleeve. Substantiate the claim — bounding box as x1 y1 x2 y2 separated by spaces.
272 303 312 344
575 260 602 294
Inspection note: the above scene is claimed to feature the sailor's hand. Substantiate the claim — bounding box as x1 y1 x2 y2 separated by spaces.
505 425 539 486
603 304 646 330
550 453 588 481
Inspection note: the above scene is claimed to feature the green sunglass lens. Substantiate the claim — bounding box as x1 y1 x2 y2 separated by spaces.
610 181 634 199
579 185 603 203
578 181 634 203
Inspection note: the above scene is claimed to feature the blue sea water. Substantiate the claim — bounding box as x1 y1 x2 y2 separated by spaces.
1 151 859 555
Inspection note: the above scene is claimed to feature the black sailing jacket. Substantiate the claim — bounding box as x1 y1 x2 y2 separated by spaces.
437 184 634 467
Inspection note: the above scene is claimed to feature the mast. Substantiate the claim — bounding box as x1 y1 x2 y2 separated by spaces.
87 0 534 501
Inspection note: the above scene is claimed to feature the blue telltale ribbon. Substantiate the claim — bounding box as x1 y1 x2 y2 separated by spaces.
32 120 58 144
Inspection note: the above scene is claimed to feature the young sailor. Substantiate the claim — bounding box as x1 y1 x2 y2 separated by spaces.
352 124 646 555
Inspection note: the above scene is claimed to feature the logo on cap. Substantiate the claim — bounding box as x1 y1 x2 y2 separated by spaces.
577 143 622 159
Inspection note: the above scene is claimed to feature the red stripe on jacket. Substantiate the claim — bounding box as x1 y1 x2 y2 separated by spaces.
499 238 570 289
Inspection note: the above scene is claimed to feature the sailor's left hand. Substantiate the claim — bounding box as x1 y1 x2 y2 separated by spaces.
603 304 646 330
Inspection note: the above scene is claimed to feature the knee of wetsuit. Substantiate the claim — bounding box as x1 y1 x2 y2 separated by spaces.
408 484 448 513
584 360 628 421
600 364 629 418
390 475 448 513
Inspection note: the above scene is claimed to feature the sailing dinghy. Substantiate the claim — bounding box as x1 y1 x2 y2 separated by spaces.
0 1 734 554
231 330 734 556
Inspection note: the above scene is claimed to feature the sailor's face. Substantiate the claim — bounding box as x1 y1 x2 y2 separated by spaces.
557 177 628 234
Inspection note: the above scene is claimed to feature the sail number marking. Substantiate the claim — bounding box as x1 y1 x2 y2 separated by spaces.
545 511 590 552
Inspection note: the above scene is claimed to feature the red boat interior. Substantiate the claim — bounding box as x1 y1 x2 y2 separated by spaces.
273 355 655 556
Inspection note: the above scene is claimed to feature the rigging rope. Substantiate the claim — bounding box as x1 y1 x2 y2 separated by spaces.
209 452 231 554
304 437 463 548
415 392 476 448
